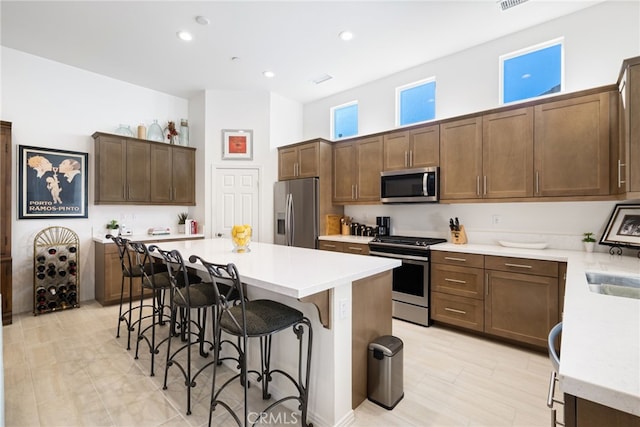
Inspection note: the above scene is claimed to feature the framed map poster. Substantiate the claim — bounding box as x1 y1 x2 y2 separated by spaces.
18 145 88 219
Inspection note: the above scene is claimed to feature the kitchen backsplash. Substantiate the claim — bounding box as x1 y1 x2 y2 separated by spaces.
345 200 624 253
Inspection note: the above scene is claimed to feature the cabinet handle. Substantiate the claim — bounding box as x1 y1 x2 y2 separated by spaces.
355 185 358 200
351 185 355 200
347 246 363 251
404 151 408 168
476 176 480 196
445 307 467 315
444 278 466 284
486 272 489 295
483 175 487 196
409 150 413 167
618 159 626 188
444 256 466 262
323 244 336 248
536 171 540 194
504 262 533 269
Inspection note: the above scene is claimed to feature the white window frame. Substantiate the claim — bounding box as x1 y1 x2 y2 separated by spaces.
330 100 358 140
395 77 436 127
499 37 565 105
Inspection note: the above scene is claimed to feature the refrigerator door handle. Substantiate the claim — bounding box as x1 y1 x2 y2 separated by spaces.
285 193 294 246
288 193 295 246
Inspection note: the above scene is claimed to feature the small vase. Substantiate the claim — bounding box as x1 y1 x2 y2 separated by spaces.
179 119 189 146
147 119 164 142
169 134 178 145
584 242 595 253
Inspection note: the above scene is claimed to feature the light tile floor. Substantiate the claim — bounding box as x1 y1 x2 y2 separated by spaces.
3 301 553 426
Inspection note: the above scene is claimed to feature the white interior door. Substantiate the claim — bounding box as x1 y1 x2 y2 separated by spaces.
214 168 260 240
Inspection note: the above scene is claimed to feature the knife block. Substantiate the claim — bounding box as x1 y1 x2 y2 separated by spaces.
451 225 468 244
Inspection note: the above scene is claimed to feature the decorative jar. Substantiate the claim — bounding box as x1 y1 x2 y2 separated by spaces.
231 224 252 253
179 119 189 146
147 119 164 142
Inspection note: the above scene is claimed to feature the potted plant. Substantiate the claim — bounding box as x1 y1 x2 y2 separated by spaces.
582 232 596 252
106 219 119 236
178 212 188 233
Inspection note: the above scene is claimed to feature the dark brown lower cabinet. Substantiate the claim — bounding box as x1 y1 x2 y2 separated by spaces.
564 394 640 427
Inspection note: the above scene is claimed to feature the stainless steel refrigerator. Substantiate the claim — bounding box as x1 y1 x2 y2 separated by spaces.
274 178 319 249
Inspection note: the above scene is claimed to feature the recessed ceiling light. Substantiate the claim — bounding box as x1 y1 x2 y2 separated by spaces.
195 16 210 25
263 71 275 78
177 31 193 41
338 31 354 41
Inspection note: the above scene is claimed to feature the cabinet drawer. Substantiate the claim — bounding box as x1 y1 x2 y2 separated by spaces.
485 256 558 277
343 243 370 255
319 241 344 252
431 251 484 268
431 264 484 299
431 292 484 331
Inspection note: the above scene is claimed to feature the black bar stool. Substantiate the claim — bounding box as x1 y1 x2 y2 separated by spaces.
128 241 171 376
154 247 216 416
190 255 313 427
108 235 143 350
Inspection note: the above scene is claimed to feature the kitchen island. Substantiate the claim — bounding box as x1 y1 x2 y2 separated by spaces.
431 243 640 421
145 237 400 427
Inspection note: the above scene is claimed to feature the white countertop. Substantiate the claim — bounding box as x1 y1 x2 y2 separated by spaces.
431 243 640 416
145 238 400 299
319 235 374 244
92 233 205 244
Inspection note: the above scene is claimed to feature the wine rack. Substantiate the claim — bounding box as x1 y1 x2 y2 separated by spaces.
33 226 80 315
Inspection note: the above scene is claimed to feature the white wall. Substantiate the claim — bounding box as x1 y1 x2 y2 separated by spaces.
303 1 640 138
304 1 640 251
1 47 190 314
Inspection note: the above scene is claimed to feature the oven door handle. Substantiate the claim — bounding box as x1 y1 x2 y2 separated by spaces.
369 250 429 263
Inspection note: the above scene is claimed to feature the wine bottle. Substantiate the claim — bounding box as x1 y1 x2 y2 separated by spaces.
48 248 57 255
68 246 77 253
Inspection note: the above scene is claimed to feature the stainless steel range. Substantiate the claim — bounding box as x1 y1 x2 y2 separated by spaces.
369 235 446 326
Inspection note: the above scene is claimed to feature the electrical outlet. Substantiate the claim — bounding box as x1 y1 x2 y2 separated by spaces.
492 215 502 225
339 299 349 320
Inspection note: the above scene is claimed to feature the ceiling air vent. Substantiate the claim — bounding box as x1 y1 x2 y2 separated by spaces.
497 0 529 11
312 74 333 85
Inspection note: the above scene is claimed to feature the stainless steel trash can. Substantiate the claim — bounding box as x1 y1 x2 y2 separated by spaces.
367 335 404 410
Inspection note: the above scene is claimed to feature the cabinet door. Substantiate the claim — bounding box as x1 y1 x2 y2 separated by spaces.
171 146 196 205
440 117 483 200
297 142 319 178
150 143 172 202
1 123 11 258
126 141 151 202
383 131 411 170
627 63 640 193
96 136 127 202
410 125 439 168
355 136 383 201
485 270 558 348
333 142 356 202
278 146 299 180
483 107 534 198
534 92 610 197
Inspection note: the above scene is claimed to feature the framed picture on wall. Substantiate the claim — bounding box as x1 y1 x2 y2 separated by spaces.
600 203 640 248
222 129 253 160
18 145 88 219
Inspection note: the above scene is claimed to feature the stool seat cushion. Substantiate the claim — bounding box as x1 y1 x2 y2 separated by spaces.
125 263 167 278
174 282 217 308
143 271 201 290
221 300 303 337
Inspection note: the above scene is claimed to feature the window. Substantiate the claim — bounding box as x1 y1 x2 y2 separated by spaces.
500 38 564 104
396 78 436 126
331 101 358 140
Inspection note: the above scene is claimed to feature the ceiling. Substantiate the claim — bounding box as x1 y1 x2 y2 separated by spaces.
1 0 606 104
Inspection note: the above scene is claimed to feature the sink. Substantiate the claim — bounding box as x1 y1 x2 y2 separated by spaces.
585 271 640 300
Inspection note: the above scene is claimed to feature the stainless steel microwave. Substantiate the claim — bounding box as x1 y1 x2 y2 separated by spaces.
380 167 439 203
